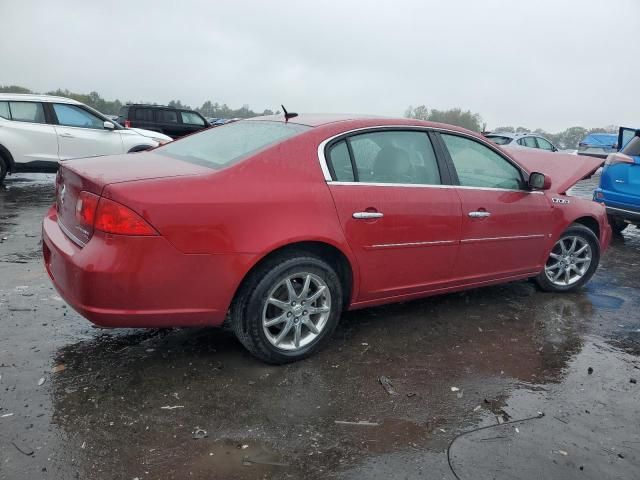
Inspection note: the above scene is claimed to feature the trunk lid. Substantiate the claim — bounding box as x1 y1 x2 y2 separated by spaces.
504 148 604 194
56 152 210 245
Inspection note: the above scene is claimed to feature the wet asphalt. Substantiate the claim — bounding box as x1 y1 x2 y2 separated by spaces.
0 173 638 480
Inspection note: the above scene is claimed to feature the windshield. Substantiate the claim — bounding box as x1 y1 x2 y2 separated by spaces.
485 135 512 145
155 121 310 168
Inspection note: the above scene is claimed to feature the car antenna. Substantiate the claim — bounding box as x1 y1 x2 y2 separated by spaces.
281 105 298 122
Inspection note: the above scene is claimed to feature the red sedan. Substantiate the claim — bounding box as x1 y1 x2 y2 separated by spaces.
43 114 611 363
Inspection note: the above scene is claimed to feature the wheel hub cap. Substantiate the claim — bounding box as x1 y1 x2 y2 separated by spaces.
544 235 592 287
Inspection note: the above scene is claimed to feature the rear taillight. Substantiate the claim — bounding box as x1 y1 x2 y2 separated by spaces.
75 192 157 236
124 120 131 128
605 153 634 165
94 197 157 235
76 191 100 228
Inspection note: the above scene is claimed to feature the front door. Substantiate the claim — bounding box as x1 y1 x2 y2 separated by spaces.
52 103 123 160
325 129 462 302
438 132 552 282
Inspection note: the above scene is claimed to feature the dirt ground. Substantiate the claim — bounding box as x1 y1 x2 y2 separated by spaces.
1 173 638 480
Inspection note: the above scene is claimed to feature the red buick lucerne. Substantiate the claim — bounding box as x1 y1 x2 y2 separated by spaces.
43 114 611 363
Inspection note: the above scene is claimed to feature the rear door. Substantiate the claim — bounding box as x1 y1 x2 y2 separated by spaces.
438 132 552 282
52 103 123 160
0 101 59 168
325 128 462 302
155 108 180 137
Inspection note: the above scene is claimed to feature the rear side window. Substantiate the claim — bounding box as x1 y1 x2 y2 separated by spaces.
134 108 154 121
156 120 310 169
328 141 355 182
348 130 441 185
441 134 523 190
157 110 178 123
181 111 205 126
519 137 537 148
8 102 46 123
0 101 9 119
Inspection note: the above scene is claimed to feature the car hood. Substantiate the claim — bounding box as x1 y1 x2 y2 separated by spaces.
123 127 173 142
61 151 211 192
504 147 604 194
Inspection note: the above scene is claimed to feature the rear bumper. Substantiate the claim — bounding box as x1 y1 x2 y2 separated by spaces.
42 206 256 328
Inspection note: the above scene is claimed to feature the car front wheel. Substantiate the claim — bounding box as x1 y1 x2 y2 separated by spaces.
0 156 7 185
535 224 600 292
231 254 343 364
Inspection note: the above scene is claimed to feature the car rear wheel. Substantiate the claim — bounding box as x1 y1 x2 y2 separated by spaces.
608 215 628 235
535 224 600 293
231 254 343 364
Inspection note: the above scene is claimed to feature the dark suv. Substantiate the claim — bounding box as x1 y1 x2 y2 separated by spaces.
117 104 209 139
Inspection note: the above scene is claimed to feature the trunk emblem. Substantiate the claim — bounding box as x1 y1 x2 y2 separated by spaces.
552 197 570 205
59 184 67 206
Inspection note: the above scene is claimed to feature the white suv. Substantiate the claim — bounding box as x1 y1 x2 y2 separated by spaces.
0 94 172 184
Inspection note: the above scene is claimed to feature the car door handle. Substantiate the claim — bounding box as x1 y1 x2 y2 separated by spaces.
59 132 74 138
353 211 384 219
468 211 491 218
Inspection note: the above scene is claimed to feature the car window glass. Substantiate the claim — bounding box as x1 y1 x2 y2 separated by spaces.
441 134 523 190
156 120 309 169
486 135 511 145
328 140 355 182
523 137 538 148
348 130 441 185
157 110 178 123
536 137 554 151
621 135 640 156
0 101 9 119
135 108 154 121
181 111 205 126
53 104 104 129
9 102 46 123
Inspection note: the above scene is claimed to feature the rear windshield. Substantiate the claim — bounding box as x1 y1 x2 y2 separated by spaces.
485 135 512 145
156 121 310 169
621 135 640 157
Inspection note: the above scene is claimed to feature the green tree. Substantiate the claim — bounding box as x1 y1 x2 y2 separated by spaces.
405 105 483 131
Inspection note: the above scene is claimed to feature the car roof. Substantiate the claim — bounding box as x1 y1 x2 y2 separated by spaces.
125 104 199 113
0 93 83 105
485 132 541 139
247 113 454 128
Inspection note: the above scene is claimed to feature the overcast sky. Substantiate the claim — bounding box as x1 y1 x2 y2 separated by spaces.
1 0 638 131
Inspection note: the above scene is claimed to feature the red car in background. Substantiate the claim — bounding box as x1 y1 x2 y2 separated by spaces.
42 114 610 363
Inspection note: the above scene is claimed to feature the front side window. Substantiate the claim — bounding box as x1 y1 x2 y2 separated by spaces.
536 137 554 151
519 137 537 148
53 104 104 129
344 130 441 185
0 101 9 119
9 102 46 123
441 134 523 190
181 111 205 126
156 120 309 169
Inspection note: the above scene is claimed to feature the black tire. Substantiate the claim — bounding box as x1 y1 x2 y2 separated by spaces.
231 254 343 364
608 215 628 235
128 145 152 153
0 155 7 185
535 224 600 293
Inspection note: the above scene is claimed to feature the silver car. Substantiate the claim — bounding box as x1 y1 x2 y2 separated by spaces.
484 132 559 152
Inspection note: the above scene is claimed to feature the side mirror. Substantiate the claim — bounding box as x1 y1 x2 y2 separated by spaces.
103 121 115 130
529 172 551 190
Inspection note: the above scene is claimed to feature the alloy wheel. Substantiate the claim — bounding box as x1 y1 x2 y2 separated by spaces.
544 236 592 287
262 272 332 351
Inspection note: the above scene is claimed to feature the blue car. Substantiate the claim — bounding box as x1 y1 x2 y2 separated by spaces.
594 127 640 234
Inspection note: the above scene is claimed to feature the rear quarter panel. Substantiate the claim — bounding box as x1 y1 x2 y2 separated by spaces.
103 128 361 296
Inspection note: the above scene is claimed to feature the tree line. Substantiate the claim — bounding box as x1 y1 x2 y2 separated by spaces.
405 104 617 150
0 85 272 119
0 86 616 149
